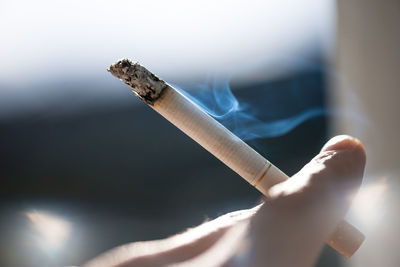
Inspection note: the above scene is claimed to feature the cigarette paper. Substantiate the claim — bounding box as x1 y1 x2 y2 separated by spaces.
108 59 365 258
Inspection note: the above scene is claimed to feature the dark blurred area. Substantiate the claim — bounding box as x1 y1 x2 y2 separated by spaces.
0 69 341 266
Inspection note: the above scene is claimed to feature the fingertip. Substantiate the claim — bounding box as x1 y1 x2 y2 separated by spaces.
322 134 365 154
322 135 363 151
321 135 366 169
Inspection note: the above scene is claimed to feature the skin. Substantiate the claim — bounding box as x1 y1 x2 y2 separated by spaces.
85 135 366 267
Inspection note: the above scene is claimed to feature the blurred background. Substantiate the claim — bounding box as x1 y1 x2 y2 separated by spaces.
0 0 398 266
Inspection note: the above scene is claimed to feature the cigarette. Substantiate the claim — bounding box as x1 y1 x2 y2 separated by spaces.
108 58 365 258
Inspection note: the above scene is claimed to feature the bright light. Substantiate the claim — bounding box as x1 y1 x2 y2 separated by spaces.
0 0 334 83
0 0 335 118
350 178 387 227
26 211 71 250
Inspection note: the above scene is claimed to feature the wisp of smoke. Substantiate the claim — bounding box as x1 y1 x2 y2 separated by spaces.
173 67 370 142
173 75 327 141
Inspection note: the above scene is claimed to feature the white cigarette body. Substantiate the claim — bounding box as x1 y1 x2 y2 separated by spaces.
153 85 286 194
108 59 365 258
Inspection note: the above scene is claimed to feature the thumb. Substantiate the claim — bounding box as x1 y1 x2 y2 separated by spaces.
248 135 366 267
268 134 366 217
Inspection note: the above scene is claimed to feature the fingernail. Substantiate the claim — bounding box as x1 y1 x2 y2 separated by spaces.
318 135 366 190
321 135 365 153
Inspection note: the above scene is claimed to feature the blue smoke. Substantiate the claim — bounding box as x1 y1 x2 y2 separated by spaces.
172 67 370 142
172 73 327 141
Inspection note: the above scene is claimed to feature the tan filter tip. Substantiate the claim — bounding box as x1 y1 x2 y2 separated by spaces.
327 220 365 258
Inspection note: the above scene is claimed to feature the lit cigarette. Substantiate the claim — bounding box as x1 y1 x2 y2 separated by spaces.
108 59 364 258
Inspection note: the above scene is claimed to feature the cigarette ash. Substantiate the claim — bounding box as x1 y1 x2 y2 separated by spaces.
108 59 168 105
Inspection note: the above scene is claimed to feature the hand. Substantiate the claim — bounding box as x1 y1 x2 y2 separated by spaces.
85 135 366 267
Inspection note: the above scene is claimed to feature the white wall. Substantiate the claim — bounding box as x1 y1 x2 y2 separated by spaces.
332 1 400 266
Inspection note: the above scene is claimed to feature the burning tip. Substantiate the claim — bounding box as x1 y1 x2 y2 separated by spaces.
107 58 134 74
108 58 167 105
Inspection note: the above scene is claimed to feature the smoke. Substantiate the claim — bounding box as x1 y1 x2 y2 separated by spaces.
173 73 327 141
173 68 370 142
